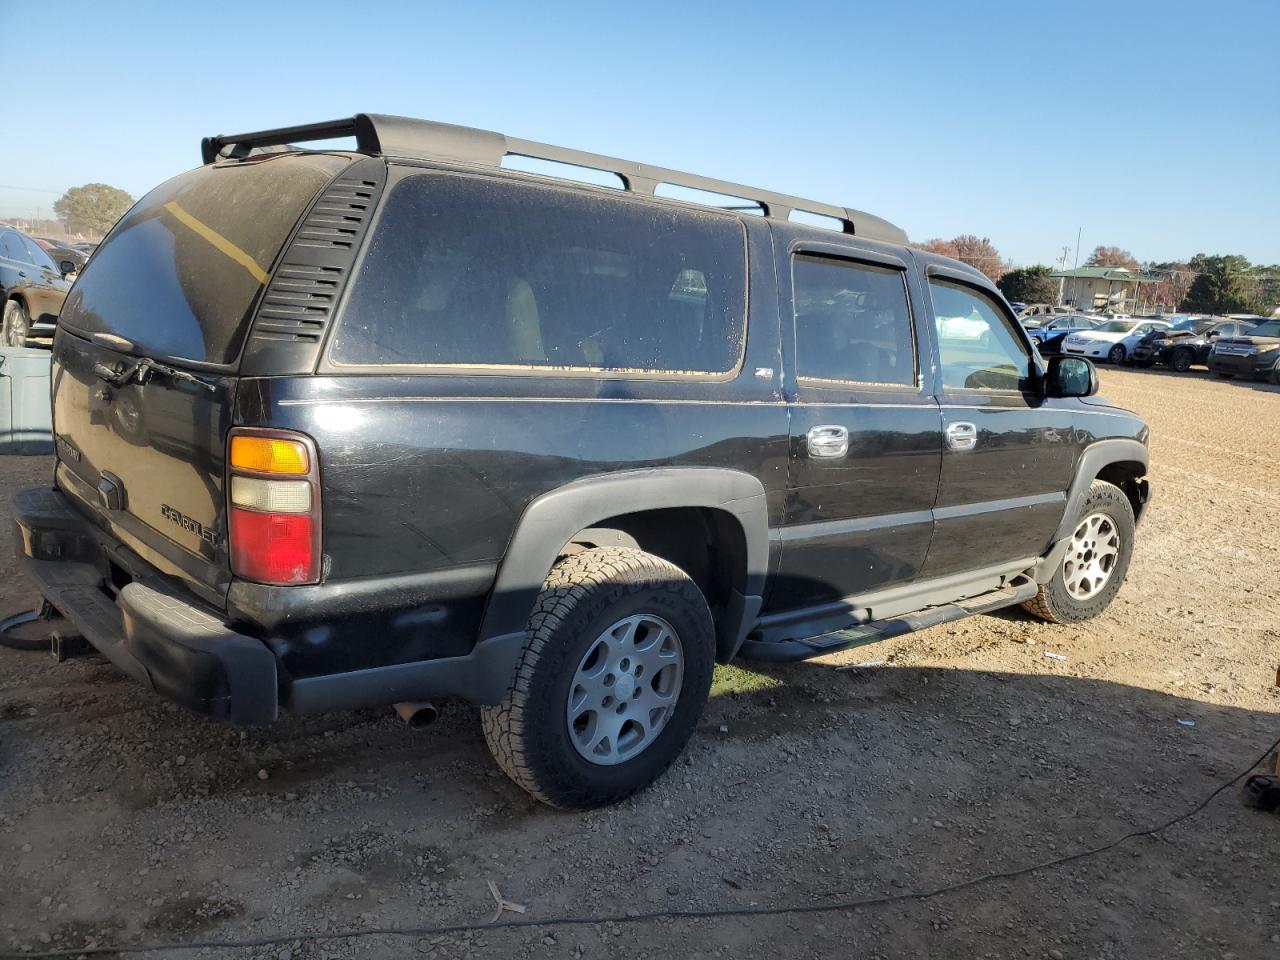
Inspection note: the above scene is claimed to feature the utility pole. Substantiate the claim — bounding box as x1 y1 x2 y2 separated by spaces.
1073 227 1082 268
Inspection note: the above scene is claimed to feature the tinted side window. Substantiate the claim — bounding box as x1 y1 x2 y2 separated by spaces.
332 173 747 375
1 232 31 263
21 236 56 271
929 279 1033 392
792 255 915 386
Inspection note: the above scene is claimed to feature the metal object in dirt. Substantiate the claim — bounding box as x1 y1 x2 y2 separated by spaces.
0 598 60 651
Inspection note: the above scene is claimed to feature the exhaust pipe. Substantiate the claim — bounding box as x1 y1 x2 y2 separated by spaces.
393 701 438 729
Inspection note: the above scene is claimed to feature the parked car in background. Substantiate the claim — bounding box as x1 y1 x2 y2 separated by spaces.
1008 301 1027 313
1133 317 1256 371
1207 318 1280 383
1019 303 1071 320
936 307 992 345
1062 318 1172 364
10 112 1151 810
35 238 87 273
1026 314 1100 344
1 225 73 346
1031 316 1102 358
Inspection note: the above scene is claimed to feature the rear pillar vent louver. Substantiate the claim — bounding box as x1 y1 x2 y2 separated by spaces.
240 158 387 375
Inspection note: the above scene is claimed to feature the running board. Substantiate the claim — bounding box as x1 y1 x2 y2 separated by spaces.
738 577 1039 663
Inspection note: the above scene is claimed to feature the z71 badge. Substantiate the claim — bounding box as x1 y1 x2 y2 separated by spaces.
160 505 220 546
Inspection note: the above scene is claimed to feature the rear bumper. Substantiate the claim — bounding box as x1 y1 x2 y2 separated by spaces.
13 485 521 722
14 487 278 724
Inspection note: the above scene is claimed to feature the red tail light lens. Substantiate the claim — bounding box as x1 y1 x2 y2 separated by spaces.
229 509 316 584
227 429 320 585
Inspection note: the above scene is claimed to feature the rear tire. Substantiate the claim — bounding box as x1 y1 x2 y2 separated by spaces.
1107 343 1126 364
480 547 715 810
3 300 30 347
1023 480 1135 625
1170 348 1194 372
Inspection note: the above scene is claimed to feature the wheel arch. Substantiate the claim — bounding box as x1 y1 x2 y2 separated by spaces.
1054 438 1149 543
478 469 769 663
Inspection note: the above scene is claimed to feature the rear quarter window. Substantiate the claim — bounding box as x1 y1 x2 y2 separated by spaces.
330 172 748 376
59 154 350 365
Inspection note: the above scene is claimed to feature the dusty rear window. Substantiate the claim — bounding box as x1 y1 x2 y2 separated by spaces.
330 172 748 375
59 154 349 365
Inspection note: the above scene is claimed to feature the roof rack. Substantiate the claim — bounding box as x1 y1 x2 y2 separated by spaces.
202 114 908 245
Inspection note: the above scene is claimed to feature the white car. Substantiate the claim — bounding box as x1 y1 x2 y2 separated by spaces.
1062 319 1172 364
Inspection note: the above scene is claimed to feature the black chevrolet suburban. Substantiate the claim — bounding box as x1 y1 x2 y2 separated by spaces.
11 115 1151 809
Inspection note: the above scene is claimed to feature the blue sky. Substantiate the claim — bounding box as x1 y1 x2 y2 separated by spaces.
3 0 1277 267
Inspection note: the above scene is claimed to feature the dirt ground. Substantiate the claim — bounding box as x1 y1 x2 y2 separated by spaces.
1 366 1278 960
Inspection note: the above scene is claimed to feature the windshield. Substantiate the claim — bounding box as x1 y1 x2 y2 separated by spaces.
1096 321 1135 333
59 153 349 365
1249 320 1280 337
1170 318 1213 333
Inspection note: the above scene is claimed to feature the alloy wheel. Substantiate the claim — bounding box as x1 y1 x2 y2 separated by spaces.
1062 512 1121 600
566 614 684 766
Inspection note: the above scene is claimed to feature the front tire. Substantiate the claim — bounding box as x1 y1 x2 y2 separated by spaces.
3 300 30 347
1023 481 1135 624
480 547 715 810
1170 348 1194 372
1107 343 1126 364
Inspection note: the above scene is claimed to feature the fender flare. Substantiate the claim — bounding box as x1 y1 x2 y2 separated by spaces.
1052 437 1149 544
478 468 769 660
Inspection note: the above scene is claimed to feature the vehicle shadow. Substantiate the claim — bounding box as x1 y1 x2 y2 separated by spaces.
2 640 1279 957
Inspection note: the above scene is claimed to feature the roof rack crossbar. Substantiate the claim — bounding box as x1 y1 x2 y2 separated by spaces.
201 114 908 244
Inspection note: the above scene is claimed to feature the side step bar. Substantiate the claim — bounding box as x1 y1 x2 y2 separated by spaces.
738 577 1039 663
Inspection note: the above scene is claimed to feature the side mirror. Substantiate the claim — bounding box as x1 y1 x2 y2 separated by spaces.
1206 330 1220 339
59 260 76 277
1043 355 1098 398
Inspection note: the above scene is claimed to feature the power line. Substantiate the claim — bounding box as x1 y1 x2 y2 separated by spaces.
2 735 1276 959
0 185 62 194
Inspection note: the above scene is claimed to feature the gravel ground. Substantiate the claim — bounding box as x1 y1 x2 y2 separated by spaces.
1 365 1278 959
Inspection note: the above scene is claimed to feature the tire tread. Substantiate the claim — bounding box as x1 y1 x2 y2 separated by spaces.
480 547 710 809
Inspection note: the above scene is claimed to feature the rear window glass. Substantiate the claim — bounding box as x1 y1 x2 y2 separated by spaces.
330 173 747 375
59 154 349 365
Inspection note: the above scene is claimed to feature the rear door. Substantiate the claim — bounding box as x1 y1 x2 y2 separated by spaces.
50 152 352 605
768 235 942 612
922 269 1076 578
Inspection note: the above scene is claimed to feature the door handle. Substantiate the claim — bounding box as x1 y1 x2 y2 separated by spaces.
806 424 849 459
946 421 977 451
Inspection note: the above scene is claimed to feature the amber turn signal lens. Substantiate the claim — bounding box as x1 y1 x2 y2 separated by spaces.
229 436 309 475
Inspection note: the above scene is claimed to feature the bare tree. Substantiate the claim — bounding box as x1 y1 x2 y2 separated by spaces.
916 235 1005 283
1085 245 1140 271
1144 262 1194 312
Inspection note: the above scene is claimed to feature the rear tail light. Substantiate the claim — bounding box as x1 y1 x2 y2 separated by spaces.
227 429 320 585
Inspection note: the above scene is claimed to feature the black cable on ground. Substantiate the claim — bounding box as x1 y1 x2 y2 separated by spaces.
3 734 1277 959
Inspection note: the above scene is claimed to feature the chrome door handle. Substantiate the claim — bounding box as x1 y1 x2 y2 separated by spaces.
806 424 849 459
946 421 977 451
